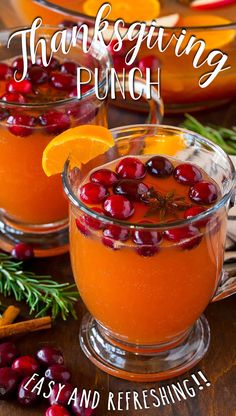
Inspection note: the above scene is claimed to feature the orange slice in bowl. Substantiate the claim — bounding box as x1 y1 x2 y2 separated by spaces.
179 15 235 49
42 125 115 176
83 0 160 23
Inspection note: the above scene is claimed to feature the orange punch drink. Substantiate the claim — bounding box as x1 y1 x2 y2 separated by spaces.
0 27 111 256
42 124 235 381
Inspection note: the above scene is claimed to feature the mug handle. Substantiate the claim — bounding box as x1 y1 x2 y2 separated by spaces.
112 74 164 125
212 270 236 302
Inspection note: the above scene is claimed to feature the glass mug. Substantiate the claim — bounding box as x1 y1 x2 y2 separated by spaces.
0 28 162 256
63 124 236 381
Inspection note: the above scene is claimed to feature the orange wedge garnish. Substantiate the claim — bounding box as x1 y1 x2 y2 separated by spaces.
179 15 235 49
83 0 160 23
42 125 115 177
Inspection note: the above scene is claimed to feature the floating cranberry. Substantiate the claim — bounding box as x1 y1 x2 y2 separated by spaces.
1 92 26 104
12 355 40 377
0 63 13 80
28 65 49 84
17 376 39 406
113 55 137 72
45 404 70 416
108 39 127 56
51 72 76 90
11 242 34 261
60 61 77 75
0 367 19 398
39 111 70 134
36 56 59 70
102 236 118 250
174 163 203 185
36 347 64 367
136 246 159 257
90 169 118 187
114 179 149 201
7 114 35 137
7 79 33 94
132 227 162 246
75 218 90 236
116 157 146 180
104 195 134 220
189 181 218 205
12 57 32 72
103 224 129 241
49 383 73 406
0 342 19 367
184 206 208 227
80 183 109 204
146 156 174 178
163 225 202 250
83 207 104 230
45 365 71 383
138 55 160 73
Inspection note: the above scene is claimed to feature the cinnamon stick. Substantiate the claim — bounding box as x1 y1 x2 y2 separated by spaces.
0 316 52 339
0 305 20 326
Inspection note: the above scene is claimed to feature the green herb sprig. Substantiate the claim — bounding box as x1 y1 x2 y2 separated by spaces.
181 114 236 155
0 253 79 320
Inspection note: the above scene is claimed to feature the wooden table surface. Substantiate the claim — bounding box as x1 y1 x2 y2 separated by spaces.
0 102 236 416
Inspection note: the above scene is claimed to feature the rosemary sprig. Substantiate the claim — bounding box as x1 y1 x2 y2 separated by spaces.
0 253 79 321
181 114 236 155
143 187 191 220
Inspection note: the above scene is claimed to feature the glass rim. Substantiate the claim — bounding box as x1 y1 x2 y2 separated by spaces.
34 0 236 30
0 25 112 108
62 123 236 230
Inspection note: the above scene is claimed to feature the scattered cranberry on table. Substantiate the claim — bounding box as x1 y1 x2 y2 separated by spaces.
17 376 39 406
11 242 34 261
45 364 71 383
45 404 71 416
36 346 64 367
0 367 19 398
12 355 40 377
49 383 74 406
0 342 19 367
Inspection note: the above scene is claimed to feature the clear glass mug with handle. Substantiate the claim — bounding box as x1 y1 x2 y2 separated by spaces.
0 27 162 257
63 124 236 381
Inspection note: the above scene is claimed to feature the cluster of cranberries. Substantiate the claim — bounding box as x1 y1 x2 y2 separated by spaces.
77 156 219 256
0 56 92 137
0 341 93 415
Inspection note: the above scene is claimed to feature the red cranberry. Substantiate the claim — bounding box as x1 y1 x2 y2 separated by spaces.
71 395 94 416
103 224 129 241
163 225 202 250
36 56 59 70
116 157 146 180
60 20 78 28
90 169 118 187
12 57 32 72
39 111 70 134
75 218 90 236
189 181 218 205
113 55 136 72
0 63 13 79
11 242 34 260
36 347 64 367
28 65 49 84
12 355 40 377
114 179 149 201
0 342 19 367
83 207 104 230
45 365 71 383
132 228 162 246
103 195 134 220
102 236 118 250
174 163 203 185
138 55 160 73
7 114 36 137
1 92 26 103
108 39 127 56
17 376 39 406
60 61 77 75
146 156 174 177
49 383 73 406
51 72 76 90
184 206 208 227
0 367 19 398
7 79 33 94
45 404 70 416
80 183 109 204
136 246 159 257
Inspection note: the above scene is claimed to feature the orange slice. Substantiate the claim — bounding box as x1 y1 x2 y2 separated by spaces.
42 125 115 177
143 134 186 156
179 15 235 49
83 0 160 23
